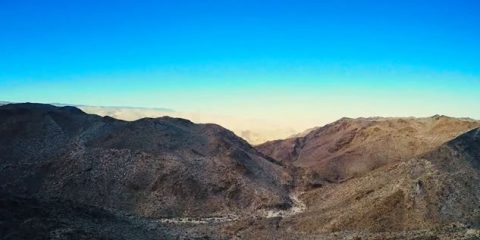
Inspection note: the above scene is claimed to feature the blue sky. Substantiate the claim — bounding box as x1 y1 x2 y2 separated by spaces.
1 0 479 123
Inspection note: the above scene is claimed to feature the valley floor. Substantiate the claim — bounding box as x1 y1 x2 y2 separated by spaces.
2 189 480 240
111 190 480 240
151 191 306 225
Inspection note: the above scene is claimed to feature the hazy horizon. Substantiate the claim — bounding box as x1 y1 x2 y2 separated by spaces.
1 100 478 144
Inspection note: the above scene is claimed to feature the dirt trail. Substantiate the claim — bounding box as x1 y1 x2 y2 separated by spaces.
156 215 239 224
155 192 306 224
261 192 306 218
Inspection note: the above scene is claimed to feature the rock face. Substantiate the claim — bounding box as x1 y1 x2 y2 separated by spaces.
268 128 480 235
0 103 291 218
257 116 480 184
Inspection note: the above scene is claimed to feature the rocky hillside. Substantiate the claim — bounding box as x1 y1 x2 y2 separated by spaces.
232 128 480 239
0 103 291 218
294 128 480 232
2 103 479 239
257 116 480 184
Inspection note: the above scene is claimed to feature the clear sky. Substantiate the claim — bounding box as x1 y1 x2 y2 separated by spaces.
1 0 479 133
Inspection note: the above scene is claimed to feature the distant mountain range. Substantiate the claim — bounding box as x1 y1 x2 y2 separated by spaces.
1 102 479 239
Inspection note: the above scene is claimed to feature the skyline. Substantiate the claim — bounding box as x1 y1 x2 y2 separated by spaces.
1 0 479 141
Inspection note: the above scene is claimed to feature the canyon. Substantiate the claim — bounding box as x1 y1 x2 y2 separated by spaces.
1 103 480 239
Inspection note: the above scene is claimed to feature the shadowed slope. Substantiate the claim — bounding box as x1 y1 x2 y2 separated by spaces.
0 103 291 218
